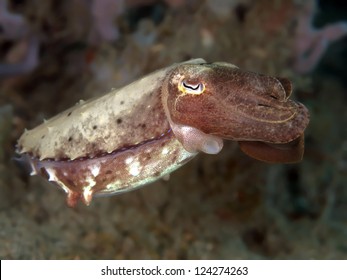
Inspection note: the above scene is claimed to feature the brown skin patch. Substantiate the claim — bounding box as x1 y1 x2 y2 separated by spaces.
40 168 49 180
166 64 309 145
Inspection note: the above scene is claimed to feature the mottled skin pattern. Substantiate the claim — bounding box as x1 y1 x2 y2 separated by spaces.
17 65 174 160
17 59 309 206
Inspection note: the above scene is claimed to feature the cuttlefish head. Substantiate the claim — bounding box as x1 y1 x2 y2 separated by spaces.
163 62 310 163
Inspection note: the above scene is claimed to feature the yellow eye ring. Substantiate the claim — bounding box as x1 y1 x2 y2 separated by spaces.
178 78 205 95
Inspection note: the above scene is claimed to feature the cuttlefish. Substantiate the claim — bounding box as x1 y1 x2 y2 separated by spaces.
17 59 309 207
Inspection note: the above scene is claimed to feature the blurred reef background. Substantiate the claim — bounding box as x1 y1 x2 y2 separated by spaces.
0 0 347 259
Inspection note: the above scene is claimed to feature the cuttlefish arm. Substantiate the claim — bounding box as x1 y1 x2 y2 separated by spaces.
238 135 305 163
162 62 309 163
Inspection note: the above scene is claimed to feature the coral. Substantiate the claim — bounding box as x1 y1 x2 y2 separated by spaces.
0 36 39 77
292 0 347 73
88 0 125 44
0 0 39 77
0 0 28 39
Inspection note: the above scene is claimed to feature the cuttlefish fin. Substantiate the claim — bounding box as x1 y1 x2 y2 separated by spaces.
238 134 305 164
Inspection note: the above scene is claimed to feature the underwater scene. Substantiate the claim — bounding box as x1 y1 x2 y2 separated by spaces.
0 0 346 259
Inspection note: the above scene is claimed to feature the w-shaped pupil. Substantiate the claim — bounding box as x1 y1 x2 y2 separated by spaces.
183 82 200 90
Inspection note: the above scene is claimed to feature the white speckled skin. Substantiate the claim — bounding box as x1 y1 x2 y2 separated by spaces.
18 58 205 160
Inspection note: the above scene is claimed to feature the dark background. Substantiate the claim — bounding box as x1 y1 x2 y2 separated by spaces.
0 0 346 259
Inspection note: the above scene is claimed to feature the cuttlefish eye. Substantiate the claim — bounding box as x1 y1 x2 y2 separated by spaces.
179 79 205 95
